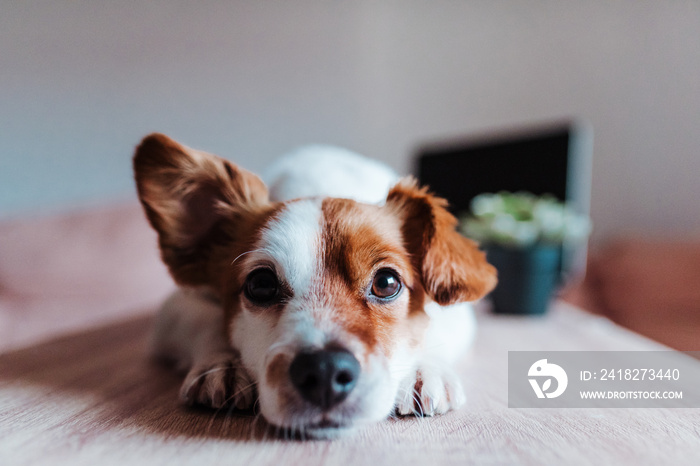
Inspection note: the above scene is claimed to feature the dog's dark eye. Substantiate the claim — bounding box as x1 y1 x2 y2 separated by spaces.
244 269 280 305
370 269 401 299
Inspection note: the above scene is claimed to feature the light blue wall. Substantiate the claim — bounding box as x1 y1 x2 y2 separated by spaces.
0 1 371 216
2 1 700 238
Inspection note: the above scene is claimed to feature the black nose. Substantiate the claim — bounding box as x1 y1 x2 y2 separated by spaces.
288 349 360 410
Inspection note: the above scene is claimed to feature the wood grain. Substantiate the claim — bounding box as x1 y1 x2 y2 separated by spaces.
2 302 699 466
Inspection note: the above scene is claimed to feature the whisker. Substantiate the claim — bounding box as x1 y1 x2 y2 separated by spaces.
231 249 263 266
412 387 425 417
220 380 258 409
184 366 227 388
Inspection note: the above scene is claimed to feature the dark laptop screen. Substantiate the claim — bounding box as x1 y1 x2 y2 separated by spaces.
416 125 571 216
415 121 593 280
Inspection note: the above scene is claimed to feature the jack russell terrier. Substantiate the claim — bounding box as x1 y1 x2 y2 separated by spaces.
133 134 497 438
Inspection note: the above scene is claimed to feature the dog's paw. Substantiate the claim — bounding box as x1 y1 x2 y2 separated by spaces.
395 366 466 416
179 351 256 410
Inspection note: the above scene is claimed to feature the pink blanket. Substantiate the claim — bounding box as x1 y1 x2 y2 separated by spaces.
0 203 175 352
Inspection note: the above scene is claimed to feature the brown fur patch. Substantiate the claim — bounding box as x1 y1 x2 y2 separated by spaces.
265 352 292 389
319 199 414 353
215 204 288 327
386 178 498 305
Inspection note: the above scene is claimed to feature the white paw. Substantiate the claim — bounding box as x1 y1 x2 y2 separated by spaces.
395 366 466 416
180 351 256 410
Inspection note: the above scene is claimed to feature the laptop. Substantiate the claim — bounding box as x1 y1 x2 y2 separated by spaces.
415 120 593 282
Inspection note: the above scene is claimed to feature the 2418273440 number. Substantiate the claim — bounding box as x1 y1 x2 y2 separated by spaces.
599 368 680 381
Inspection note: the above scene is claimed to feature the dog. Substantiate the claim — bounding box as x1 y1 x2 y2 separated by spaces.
133 134 497 438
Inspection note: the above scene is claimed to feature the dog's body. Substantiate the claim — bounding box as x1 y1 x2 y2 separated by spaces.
135 135 496 438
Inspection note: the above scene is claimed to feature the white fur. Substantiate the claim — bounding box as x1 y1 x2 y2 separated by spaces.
264 145 400 204
150 289 255 409
231 199 326 426
395 302 474 416
248 198 323 294
423 301 477 365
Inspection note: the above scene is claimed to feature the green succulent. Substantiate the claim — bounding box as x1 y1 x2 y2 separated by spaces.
460 191 591 247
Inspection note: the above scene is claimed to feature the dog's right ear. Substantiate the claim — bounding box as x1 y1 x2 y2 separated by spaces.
133 133 269 286
387 178 497 306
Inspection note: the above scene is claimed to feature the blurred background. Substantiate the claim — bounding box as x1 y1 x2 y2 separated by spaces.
2 0 700 240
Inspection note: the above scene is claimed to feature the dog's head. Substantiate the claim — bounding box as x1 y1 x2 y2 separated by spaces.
134 134 496 437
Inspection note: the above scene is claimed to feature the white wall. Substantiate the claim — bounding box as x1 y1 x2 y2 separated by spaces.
2 1 699 239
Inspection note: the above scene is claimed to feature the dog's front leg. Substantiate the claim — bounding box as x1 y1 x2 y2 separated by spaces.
394 302 475 416
395 364 466 416
150 289 256 409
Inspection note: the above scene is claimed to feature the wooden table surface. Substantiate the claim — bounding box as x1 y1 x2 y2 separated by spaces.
2 300 699 466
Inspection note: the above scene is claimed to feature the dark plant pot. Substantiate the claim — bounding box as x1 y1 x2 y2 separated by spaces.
485 244 561 315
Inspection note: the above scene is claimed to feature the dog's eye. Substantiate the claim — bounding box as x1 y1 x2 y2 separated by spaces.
244 269 280 305
371 269 401 299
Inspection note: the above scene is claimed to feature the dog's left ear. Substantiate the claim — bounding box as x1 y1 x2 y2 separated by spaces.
133 133 269 286
387 178 497 306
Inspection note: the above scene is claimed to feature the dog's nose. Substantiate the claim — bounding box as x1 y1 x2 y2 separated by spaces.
289 349 360 410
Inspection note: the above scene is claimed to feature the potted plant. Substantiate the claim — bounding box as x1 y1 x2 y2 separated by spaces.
460 192 591 315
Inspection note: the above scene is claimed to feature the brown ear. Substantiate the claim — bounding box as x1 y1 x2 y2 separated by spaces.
133 133 269 286
387 178 497 305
